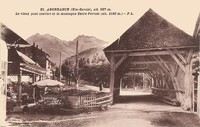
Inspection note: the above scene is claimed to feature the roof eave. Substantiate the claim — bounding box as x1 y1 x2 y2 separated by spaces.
104 45 199 53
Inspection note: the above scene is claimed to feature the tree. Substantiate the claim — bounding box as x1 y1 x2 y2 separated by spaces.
55 67 60 80
61 53 110 88
80 64 110 87
61 57 87 86
61 60 74 85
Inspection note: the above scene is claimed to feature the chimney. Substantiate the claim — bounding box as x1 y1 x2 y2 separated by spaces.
41 48 42 51
33 42 35 46
36 45 38 48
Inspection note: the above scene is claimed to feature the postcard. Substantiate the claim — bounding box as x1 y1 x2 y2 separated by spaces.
0 0 200 126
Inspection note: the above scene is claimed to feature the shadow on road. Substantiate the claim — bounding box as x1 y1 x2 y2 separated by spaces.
115 94 164 104
111 94 186 113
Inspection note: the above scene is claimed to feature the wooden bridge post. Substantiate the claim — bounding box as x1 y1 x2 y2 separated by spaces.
183 62 194 110
110 53 115 103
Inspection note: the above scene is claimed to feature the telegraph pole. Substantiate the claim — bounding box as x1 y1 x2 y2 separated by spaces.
59 52 62 82
75 40 79 89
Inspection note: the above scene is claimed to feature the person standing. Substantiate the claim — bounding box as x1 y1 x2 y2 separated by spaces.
99 82 104 91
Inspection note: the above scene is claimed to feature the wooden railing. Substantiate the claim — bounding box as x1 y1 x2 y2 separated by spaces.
151 87 185 93
80 93 113 108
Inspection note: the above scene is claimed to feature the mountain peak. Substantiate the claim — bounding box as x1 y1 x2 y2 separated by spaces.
26 33 108 66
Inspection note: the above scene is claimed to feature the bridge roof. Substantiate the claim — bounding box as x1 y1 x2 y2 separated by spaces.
104 9 197 53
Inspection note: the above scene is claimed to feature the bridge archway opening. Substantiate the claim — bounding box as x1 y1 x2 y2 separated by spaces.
105 49 198 111
119 72 152 96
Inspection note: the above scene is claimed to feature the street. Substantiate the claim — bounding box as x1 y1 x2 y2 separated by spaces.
6 95 200 127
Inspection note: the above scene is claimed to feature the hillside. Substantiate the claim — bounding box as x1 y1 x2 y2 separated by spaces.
26 33 108 65
66 46 109 65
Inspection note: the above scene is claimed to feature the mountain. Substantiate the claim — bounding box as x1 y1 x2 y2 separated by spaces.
26 33 108 65
66 46 109 65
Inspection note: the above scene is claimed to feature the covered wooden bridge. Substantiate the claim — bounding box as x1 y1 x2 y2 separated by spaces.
104 9 199 112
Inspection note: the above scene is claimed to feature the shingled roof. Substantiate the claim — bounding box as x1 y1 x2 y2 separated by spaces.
8 47 46 74
1 23 29 45
193 13 200 39
104 9 196 52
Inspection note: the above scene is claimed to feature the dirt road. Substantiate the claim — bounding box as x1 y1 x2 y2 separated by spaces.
6 95 200 127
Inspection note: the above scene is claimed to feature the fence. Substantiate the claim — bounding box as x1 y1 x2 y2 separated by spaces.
67 93 113 108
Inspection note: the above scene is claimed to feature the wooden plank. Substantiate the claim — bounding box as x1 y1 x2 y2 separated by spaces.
147 68 156 78
156 56 171 72
167 49 186 72
143 59 162 74
146 60 165 75
174 64 179 77
169 70 181 102
169 64 184 105
158 68 165 76
168 64 182 104
173 49 187 65
83 94 113 104
118 57 133 77
142 61 159 82
20 67 42 75
146 71 153 78
151 87 184 93
114 50 187 57
158 96 179 106
130 61 169 64
183 64 193 110
151 56 169 75
154 74 159 88
162 76 166 88
96 99 113 105
96 94 113 101
128 67 148 69
114 53 129 71
145 73 151 80
174 77 184 103
129 51 176 56
105 46 197 53
187 49 194 63
165 76 170 89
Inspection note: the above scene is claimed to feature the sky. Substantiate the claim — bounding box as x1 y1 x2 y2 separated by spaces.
0 0 199 43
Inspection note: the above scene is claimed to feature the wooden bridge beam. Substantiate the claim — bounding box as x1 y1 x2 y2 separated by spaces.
156 56 170 72
187 49 194 64
154 55 183 102
167 49 186 72
114 53 129 71
152 56 169 74
115 50 187 57
173 49 187 65
118 57 133 78
130 61 169 64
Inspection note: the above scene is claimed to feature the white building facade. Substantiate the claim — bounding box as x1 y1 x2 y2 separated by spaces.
0 39 8 123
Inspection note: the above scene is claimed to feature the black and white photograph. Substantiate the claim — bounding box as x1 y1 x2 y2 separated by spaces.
0 0 200 126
